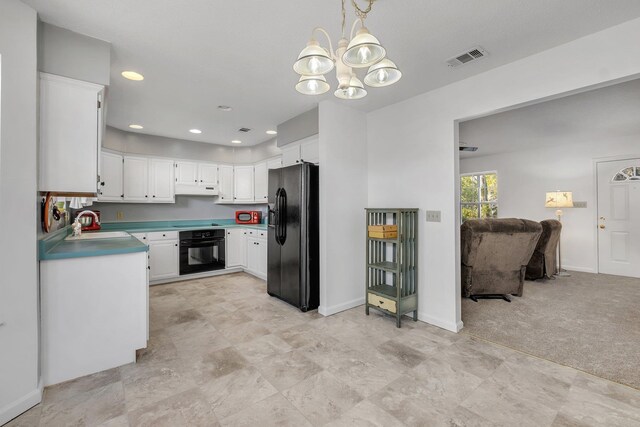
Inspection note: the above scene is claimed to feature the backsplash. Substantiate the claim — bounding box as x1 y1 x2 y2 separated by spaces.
93 196 268 222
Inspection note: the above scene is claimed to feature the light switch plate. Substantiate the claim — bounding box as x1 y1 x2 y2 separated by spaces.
426 210 441 222
573 201 587 208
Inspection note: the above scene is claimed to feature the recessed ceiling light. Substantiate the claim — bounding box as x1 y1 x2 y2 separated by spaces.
189 129 202 134
129 124 144 129
121 71 144 81
218 105 232 111
231 140 242 144
266 130 277 135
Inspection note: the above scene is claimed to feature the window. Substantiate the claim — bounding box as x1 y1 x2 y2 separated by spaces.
612 165 640 182
461 172 498 222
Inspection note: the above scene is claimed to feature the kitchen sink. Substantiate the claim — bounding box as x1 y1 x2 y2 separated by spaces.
65 231 131 241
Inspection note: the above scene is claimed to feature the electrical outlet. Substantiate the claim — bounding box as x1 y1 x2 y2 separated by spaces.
116 211 124 220
426 210 441 222
573 201 587 208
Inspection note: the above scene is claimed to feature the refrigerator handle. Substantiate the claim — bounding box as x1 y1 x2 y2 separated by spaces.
277 188 287 245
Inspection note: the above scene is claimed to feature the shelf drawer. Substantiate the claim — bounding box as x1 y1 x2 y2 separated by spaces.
147 231 178 241
368 292 397 314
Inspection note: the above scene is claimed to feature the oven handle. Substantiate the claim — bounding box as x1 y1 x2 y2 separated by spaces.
180 239 225 247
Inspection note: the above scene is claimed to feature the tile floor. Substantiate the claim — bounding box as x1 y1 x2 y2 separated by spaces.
7 272 640 426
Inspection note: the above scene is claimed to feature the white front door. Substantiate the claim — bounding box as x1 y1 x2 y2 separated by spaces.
597 158 640 278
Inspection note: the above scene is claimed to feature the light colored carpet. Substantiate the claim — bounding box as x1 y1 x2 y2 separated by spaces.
461 271 640 389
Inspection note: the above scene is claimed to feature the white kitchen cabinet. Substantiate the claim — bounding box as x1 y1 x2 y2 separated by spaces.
199 163 218 187
234 165 255 203
267 157 282 170
39 73 104 193
246 236 267 279
123 156 149 202
226 228 247 268
218 165 234 202
254 162 268 203
148 240 179 280
300 138 319 164
281 144 301 167
98 151 123 202
149 158 175 202
175 161 198 186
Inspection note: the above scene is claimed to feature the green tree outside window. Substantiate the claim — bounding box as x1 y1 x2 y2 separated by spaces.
460 172 498 222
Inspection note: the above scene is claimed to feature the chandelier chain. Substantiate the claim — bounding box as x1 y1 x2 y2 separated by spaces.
351 0 375 21
341 0 346 37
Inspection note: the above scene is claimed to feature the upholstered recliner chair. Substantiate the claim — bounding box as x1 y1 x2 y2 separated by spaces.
461 218 542 301
525 219 562 280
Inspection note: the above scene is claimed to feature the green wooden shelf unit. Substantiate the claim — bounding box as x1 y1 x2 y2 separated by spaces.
365 208 418 328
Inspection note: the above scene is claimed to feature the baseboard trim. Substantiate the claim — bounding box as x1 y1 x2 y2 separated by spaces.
562 265 596 273
318 297 365 316
419 313 463 333
0 383 43 426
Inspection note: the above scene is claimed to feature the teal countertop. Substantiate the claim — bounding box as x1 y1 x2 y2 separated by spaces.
39 219 268 261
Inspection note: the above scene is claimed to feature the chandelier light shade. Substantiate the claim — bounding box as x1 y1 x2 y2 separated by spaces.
296 74 331 95
342 27 386 68
293 40 335 75
293 0 399 100
334 75 367 100
364 58 402 87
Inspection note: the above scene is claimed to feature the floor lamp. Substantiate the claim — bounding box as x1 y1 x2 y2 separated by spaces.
545 191 573 277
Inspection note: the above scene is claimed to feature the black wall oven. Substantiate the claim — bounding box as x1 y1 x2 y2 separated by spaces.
179 229 226 275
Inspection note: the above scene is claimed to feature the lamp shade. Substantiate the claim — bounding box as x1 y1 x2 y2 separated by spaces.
295 74 330 95
293 40 334 75
342 27 386 68
545 191 574 208
334 75 367 100
364 58 402 87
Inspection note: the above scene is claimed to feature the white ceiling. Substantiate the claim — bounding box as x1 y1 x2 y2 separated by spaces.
23 0 640 146
459 78 640 158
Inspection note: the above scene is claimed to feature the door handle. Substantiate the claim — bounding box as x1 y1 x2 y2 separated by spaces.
599 224 605 229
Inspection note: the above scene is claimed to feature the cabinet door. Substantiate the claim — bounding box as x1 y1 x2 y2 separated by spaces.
39 73 104 193
300 138 319 164
267 157 282 170
123 156 149 202
281 144 301 167
149 158 175 202
199 163 218 188
254 162 268 203
175 161 198 186
234 166 255 202
226 229 247 267
218 165 234 202
148 240 179 280
247 237 260 272
98 151 123 202
256 239 267 277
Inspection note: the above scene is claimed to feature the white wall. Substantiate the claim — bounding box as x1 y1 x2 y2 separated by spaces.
0 1 40 424
367 17 640 332
318 101 368 315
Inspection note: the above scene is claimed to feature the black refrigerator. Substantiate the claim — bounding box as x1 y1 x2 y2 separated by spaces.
267 163 319 312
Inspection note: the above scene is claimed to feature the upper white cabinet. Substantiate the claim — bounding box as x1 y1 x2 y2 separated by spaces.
123 156 149 202
280 136 319 167
149 158 175 202
39 73 104 193
98 151 123 202
175 161 218 195
267 157 282 170
254 162 268 203
281 144 301 167
218 165 234 202
175 161 198 186
234 166 255 203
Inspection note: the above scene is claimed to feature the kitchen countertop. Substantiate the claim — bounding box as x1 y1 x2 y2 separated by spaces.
39 219 268 261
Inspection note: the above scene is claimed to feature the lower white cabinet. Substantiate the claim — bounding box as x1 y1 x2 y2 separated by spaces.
247 237 267 278
148 232 179 281
226 228 247 268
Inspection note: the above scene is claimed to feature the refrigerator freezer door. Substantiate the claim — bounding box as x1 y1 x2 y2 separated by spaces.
267 168 282 298
279 165 302 308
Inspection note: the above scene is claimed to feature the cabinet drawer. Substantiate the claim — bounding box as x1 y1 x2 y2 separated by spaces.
147 231 178 241
367 293 397 314
246 229 267 239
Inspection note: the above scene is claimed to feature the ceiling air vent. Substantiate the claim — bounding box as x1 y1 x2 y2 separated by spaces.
238 127 251 133
446 46 488 68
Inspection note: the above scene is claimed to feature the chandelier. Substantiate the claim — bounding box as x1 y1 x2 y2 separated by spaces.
293 0 401 100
